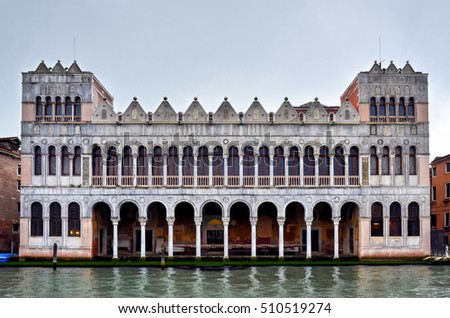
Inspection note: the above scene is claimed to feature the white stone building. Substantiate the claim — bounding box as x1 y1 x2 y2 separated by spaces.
19 60 430 260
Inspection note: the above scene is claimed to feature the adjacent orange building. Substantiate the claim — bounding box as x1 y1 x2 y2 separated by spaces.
430 155 450 231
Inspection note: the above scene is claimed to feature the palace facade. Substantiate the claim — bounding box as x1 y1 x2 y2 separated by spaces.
19 60 430 260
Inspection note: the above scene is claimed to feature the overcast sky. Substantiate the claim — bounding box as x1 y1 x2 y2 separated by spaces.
0 0 448 160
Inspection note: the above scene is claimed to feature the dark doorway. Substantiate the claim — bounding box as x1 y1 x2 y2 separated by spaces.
136 229 153 252
302 229 319 252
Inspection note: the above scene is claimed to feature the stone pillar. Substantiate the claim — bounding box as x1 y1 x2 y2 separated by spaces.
167 216 175 258
333 217 341 260
223 155 229 186
62 217 67 247
384 216 389 246
344 154 349 186
163 154 167 186
43 216 49 246
195 217 202 259
284 154 289 186
269 154 274 187
314 154 319 186
250 217 257 258
329 154 335 186
112 218 119 259
390 154 395 185
139 217 147 259
56 153 61 186
117 152 122 186
239 153 244 186
132 154 138 187
208 154 213 186
178 154 183 186
299 154 304 186
306 217 313 260
68 153 74 185
254 153 259 187
222 217 230 260
193 152 198 187
278 217 285 259
402 216 408 246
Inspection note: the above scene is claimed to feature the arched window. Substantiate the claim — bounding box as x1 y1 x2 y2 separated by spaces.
388 97 396 118
48 146 56 175
74 96 81 121
36 96 43 120
30 202 43 236
73 146 81 176
167 146 178 176
122 146 133 176
379 97 386 117
101 109 107 119
243 146 255 176
273 146 284 177
371 202 383 237
389 202 402 236
228 146 239 176
382 146 390 175
349 146 359 176
152 146 163 176
334 146 345 176
49 202 62 237
34 146 42 176
55 96 62 121
197 146 209 176
45 96 52 120
370 97 377 118
137 146 148 176
182 146 194 176
370 146 378 175
329 113 334 122
399 97 406 117
92 146 102 176
407 97 415 117
345 110 350 120
408 202 420 236
395 146 402 175
64 97 72 120
258 146 270 176
106 147 118 176
409 146 417 175
303 146 315 176
299 113 304 122
68 202 81 237
318 146 329 176
288 146 299 176
212 146 224 176
61 146 70 176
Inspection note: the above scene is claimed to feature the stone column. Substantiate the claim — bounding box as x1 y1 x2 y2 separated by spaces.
390 154 395 185
239 153 244 186
250 217 258 258
222 217 230 260
333 217 341 260
55 153 61 186
269 154 274 187
299 154 304 186
62 217 67 247
195 217 202 259
132 154 138 187
278 217 285 259
139 217 147 259
305 217 313 260
112 218 119 259
402 216 408 246
284 154 289 186
178 154 183 186
43 216 49 246
329 154 335 186
193 152 198 187
254 154 259 187
117 152 122 186
314 154 319 186
208 154 213 186
68 153 74 185
166 216 175 258
384 216 389 246
344 154 349 186
223 155 229 186
163 154 167 186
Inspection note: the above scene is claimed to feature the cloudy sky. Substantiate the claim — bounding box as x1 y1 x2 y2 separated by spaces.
0 0 448 159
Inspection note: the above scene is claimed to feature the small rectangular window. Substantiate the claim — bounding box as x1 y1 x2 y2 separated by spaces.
17 180 21 191
431 214 437 227
12 224 19 233
432 186 437 201
445 212 450 227
17 164 21 176
432 167 437 177
370 125 377 135
446 163 450 173
446 184 450 199
17 202 20 213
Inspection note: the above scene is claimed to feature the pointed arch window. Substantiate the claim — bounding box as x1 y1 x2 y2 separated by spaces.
258 146 270 176
370 97 377 118
197 146 209 176
407 97 415 118
73 146 81 176
74 96 81 121
68 202 81 237
48 146 56 175
288 146 299 176
349 146 359 176
45 96 52 120
409 146 417 175
395 146 403 175
152 146 163 176
137 146 148 176
389 202 402 236
92 146 102 176
381 146 390 175
334 146 345 176
318 146 330 176
34 146 42 176
388 97 396 119
212 146 224 176
182 146 194 176
106 146 118 176
122 146 133 176
370 146 378 175
49 202 62 237
371 202 383 237
243 146 255 176
273 146 285 177
55 96 62 121
31 202 43 237
303 146 315 176
61 146 70 176
379 97 386 118
36 96 43 121
167 146 178 176
228 146 239 176
398 97 406 118
407 202 420 236
64 97 72 121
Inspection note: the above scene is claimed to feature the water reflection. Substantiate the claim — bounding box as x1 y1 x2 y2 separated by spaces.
0 265 449 298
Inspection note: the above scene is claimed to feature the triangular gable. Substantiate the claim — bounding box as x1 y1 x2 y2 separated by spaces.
92 100 117 122
402 61 415 74
335 101 360 123
184 98 208 123
35 61 50 73
304 99 329 123
368 61 382 74
274 99 299 123
214 98 239 122
123 98 147 123
68 61 83 74
386 61 398 74
153 98 177 122
52 61 65 73
244 98 268 123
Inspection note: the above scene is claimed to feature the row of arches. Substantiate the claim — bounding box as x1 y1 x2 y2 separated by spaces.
33 145 81 176
35 96 82 122
369 145 417 175
369 96 415 121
